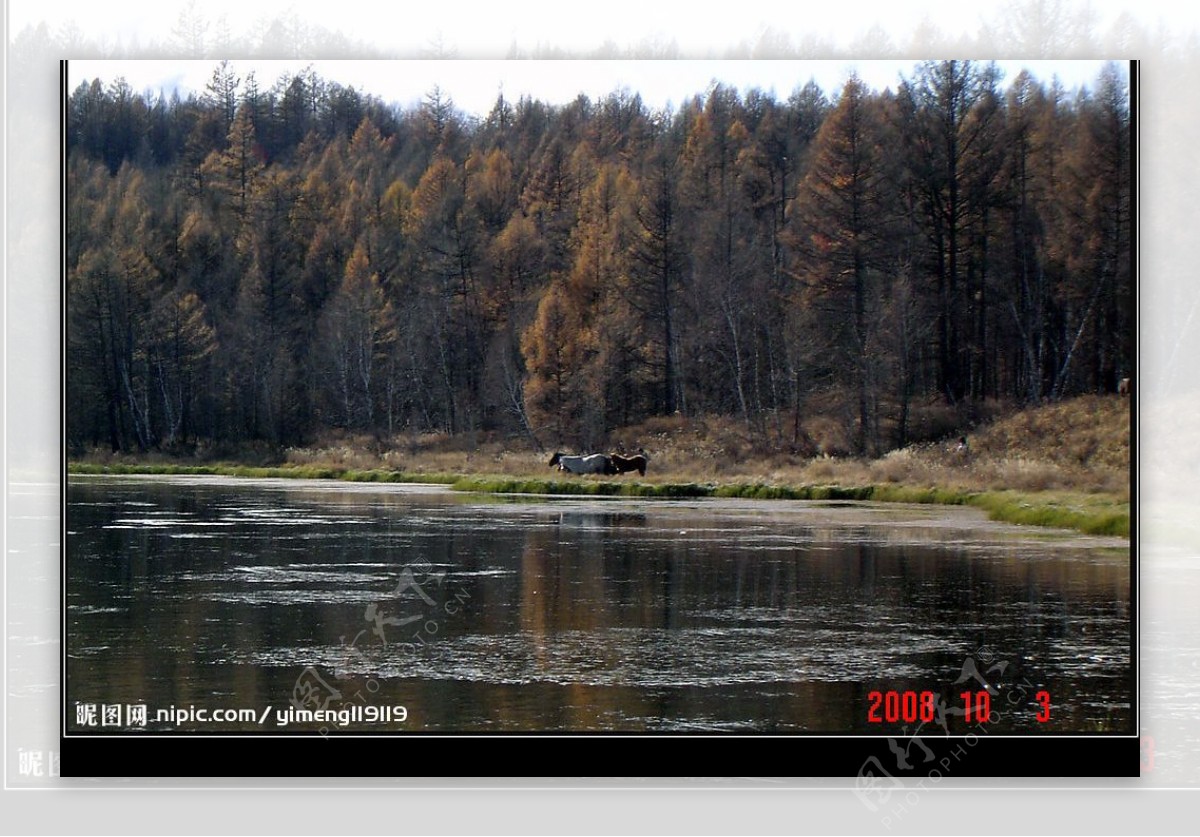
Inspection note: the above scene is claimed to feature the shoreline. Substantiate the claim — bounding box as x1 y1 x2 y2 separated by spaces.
67 461 1130 539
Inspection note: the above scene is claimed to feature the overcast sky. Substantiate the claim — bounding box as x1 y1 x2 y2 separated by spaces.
66 58 1124 117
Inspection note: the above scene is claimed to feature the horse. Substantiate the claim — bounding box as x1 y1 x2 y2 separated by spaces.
548 452 616 475
609 449 649 477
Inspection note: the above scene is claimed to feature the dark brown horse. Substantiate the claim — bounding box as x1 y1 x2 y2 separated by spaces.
609 449 649 477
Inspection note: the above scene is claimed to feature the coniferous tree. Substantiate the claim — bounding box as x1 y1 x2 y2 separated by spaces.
898 60 995 402
789 76 899 453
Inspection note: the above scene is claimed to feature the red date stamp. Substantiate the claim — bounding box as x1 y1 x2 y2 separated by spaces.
867 689 1053 724
866 690 938 724
1034 690 1051 722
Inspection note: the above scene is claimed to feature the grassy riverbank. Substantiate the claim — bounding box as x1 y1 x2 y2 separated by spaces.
69 394 1131 538
447 477 1128 537
67 461 461 484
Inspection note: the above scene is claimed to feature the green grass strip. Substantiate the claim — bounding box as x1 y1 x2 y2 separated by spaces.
452 478 1128 538
68 461 458 485
448 477 713 497
966 491 1130 538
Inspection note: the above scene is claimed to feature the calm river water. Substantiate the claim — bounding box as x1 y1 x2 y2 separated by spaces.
65 475 1132 735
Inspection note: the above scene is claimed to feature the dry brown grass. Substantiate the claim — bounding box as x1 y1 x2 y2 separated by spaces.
589 395 1129 499
971 395 1130 472
90 394 1128 502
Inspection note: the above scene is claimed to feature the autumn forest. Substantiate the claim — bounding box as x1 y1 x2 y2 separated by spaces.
65 60 1133 460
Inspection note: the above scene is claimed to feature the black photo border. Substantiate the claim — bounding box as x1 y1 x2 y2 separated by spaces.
59 58 1141 781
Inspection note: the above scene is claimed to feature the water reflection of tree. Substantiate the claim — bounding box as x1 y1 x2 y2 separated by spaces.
519 526 613 663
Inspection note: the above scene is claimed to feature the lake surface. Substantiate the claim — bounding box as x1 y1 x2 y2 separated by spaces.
65 475 1132 736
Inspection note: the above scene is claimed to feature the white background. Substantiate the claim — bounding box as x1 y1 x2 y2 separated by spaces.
7 0 1195 832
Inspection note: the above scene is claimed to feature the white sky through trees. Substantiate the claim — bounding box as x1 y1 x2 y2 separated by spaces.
66 58 1122 118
